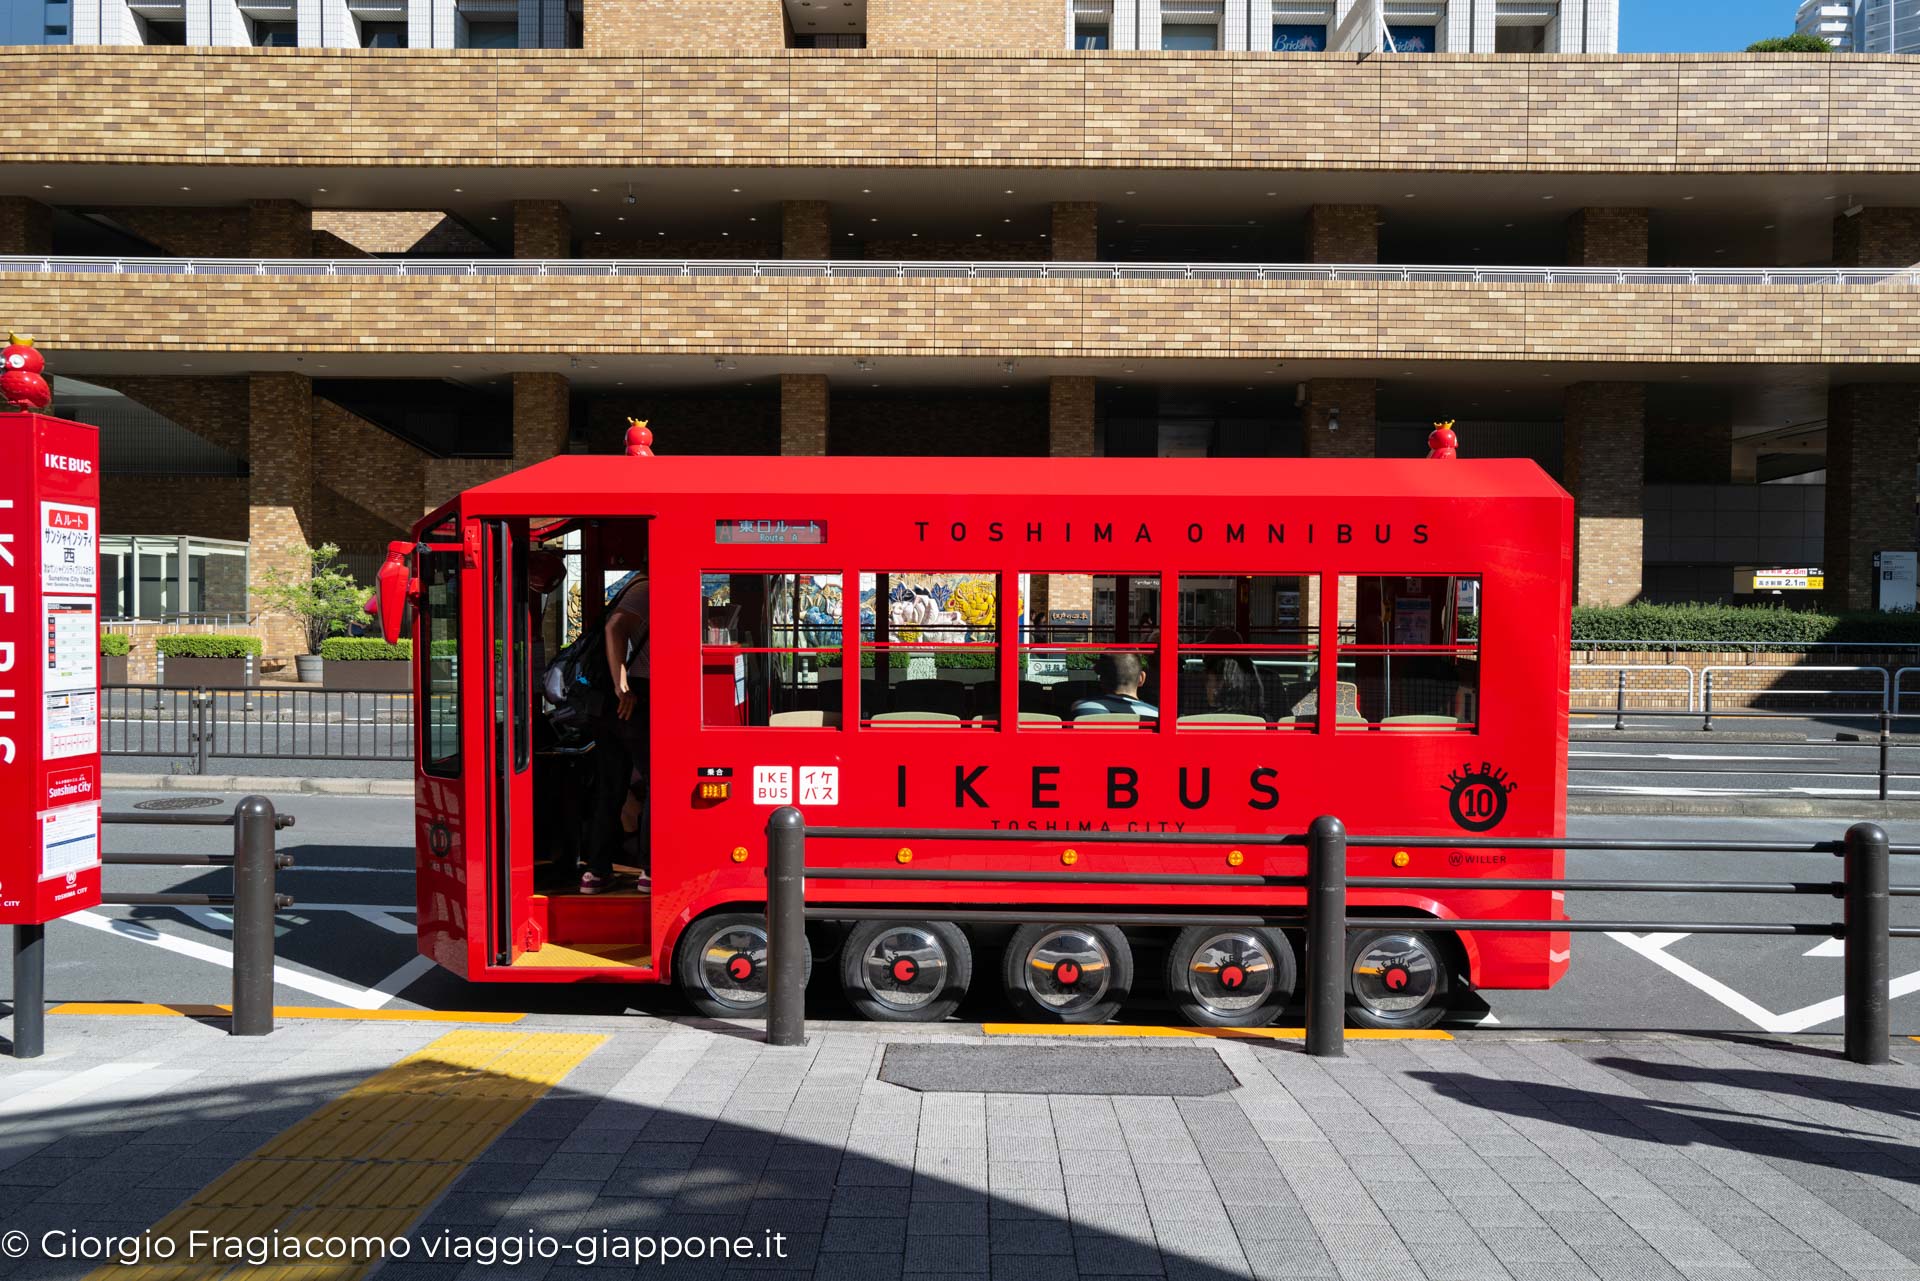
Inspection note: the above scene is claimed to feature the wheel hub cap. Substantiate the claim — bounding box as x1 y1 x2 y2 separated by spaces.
1185 931 1274 1015
1025 928 1111 1013
1352 934 1438 1016
861 926 947 1011
698 926 770 1010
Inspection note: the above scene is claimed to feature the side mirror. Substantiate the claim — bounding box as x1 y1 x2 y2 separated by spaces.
373 541 411 646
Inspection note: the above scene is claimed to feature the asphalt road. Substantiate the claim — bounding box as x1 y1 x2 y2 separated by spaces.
1 791 1914 1037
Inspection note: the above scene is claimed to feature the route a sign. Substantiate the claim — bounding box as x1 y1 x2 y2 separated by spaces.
0 412 102 925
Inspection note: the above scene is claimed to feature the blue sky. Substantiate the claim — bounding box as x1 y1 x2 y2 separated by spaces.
1620 0 1791 51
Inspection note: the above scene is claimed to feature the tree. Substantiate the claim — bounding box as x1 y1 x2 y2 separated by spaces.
1746 34 1834 52
254 543 372 655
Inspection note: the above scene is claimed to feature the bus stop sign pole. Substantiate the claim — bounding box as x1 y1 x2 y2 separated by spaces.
0 399 105 1060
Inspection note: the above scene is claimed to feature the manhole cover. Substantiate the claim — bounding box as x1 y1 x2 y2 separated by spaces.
132 796 225 811
879 1045 1239 1096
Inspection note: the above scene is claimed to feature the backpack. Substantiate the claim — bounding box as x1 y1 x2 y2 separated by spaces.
542 622 610 730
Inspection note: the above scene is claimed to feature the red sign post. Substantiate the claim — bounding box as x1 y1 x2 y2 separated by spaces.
0 410 103 1058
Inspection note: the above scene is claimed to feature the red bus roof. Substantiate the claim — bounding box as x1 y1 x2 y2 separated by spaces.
461 455 1568 509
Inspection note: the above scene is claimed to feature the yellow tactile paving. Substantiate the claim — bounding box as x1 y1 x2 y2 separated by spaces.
982 1022 1453 1041
93 1029 604 1281
52 1003 525 1024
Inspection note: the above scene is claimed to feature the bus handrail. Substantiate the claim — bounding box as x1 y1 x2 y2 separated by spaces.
763 808 1908 1065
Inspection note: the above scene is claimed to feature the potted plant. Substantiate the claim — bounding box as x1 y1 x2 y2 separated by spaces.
99 631 130 685
254 543 373 683
156 633 263 687
319 637 412 691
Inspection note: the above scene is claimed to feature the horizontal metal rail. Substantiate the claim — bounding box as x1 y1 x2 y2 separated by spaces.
103 684 411 773
4 254 1913 287
102 890 295 909
102 850 295 869
1353 917 1841 935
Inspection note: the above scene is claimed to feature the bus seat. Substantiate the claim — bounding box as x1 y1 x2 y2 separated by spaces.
1018 711 1063 723
1383 714 1459 726
1177 713 1266 725
1072 711 1143 725
970 680 999 720
888 678 968 718
1018 680 1057 714
815 678 841 713
770 710 839 727
869 710 962 724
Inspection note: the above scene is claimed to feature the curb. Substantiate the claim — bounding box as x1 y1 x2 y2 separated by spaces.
105 772 413 797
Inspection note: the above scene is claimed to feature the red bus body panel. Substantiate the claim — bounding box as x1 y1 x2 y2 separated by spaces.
416 456 1572 992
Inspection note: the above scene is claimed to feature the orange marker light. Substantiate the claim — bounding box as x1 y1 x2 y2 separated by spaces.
1393 850 1412 868
731 847 749 864
897 848 913 864
1061 849 1079 866
1226 850 1245 867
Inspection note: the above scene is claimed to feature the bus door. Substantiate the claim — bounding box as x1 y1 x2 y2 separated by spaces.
413 531 477 974
482 520 535 967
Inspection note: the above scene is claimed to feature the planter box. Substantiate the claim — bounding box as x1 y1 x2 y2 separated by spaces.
100 655 128 685
324 660 411 692
160 656 254 688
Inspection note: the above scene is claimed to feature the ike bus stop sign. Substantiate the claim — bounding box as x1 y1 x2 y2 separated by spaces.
0 410 102 926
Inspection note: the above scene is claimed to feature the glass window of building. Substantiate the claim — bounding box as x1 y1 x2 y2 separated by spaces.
251 18 297 44
1385 23 1437 50
98 536 250 623
459 16 517 47
141 17 187 43
1075 22 1110 47
1272 22 1327 49
359 19 406 45
1162 22 1218 49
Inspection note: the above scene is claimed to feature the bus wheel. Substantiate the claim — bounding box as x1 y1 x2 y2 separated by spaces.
1164 926 1296 1028
841 920 972 1023
1346 928 1451 1031
674 912 811 1020
1002 924 1132 1024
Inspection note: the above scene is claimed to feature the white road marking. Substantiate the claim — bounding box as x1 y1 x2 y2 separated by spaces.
1570 751 1828 763
61 909 394 1009
364 954 438 1007
1804 938 1847 958
1608 930 1920 1033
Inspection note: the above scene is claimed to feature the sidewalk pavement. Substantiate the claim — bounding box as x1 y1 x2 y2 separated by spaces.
0 1014 1916 1281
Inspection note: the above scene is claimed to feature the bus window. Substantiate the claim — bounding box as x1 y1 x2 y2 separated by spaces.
701 572 843 728
1019 573 1159 729
1174 575 1316 730
1336 575 1480 730
420 551 461 774
858 572 998 727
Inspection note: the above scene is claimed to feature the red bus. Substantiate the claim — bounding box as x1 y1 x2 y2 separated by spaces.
393 446 1570 1030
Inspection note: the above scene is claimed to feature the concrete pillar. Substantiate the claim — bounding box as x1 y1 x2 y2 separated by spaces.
1566 208 1649 268
1824 384 1919 611
1563 381 1646 608
248 372 315 657
1303 379 1376 459
513 200 571 259
1049 376 1095 457
513 372 570 462
0 198 52 256
1051 202 1098 261
783 201 830 260
248 199 312 259
1833 208 1920 269
780 374 828 455
1306 205 1378 264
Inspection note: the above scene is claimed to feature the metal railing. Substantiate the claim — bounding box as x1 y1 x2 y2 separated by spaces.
761 808 1914 1064
5 254 1916 288
104 685 413 773
1572 664 1697 725
1567 706 1914 801
1701 665 1890 727
10 796 294 1060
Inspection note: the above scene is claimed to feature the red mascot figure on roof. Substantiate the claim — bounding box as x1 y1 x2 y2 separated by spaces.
1 333 51 411
1426 419 1458 460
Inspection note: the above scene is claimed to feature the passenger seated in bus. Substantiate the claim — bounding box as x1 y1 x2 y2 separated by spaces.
1070 652 1159 720
580 572 650 895
1197 625 1265 719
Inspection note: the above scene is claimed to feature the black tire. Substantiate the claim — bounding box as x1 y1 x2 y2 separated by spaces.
674 911 811 1019
839 920 972 1023
1164 926 1296 1028
1345 927 1451 1031
1002 923 1133 1024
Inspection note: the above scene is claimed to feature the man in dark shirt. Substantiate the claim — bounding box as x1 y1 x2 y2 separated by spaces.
1070 652 1159 720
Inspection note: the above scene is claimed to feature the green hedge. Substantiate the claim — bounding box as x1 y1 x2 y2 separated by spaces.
154 633 263 660
99 633 130 657
1564 604 1920 650
319 637 411 662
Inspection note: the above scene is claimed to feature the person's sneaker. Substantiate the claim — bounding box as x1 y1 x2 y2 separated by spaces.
579 871 608 896
631 870 651 893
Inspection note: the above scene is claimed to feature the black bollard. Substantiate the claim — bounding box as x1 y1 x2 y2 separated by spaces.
1304 815 1348 1059
11 923 44 1059
765 806 807 1047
